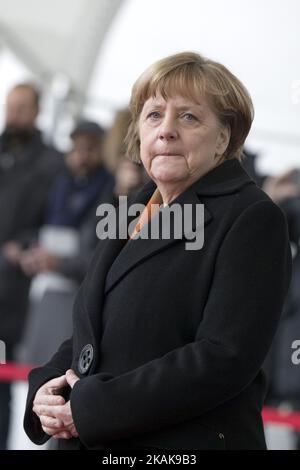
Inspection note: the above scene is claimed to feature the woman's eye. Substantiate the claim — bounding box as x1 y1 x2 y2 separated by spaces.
147 111 161 120
182 113 197 122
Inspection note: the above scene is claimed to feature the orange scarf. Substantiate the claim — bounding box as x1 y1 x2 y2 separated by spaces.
129 188 163 239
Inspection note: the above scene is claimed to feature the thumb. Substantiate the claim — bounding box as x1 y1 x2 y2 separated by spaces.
66 369 80 388
47 374 68 391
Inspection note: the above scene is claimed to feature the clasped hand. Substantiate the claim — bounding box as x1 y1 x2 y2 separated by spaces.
32 369 80 440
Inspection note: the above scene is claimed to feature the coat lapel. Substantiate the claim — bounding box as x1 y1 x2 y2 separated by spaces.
104 187 212 295
81 180 157 332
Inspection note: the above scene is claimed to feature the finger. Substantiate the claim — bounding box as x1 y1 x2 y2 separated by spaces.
42 426 73 438
65 369 80 389
45 375 68 392
34 394 65 406
67 425 79 438
42 426 62 437
33 404 62 418
39 376 64 392
40 415 64 430
52 431 73 439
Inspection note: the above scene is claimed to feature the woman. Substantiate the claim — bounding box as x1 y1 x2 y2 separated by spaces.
24 52 291 450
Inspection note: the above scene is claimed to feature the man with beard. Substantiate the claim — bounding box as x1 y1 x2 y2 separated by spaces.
0 83 62 449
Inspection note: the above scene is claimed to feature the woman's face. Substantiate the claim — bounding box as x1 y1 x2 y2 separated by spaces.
139 93 230 189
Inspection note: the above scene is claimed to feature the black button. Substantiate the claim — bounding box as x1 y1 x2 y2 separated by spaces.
78 344 94 374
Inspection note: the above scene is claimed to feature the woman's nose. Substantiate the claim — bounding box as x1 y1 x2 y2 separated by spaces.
158 117 178 140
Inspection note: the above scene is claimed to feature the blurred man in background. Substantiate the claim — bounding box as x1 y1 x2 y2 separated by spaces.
0 83 62 449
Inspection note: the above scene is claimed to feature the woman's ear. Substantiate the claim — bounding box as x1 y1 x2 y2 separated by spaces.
216 125 231 157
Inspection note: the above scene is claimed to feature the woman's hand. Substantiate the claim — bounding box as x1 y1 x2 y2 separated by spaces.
32 370 80 440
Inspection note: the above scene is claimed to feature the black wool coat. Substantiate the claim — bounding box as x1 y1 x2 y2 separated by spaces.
24 159 292 450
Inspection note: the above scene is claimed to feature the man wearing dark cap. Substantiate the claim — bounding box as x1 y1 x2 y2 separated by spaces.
18 120 114 285
70 121 105 139
66 121 106 177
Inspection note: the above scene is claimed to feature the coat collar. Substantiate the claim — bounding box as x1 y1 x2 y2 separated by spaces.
192 158 254 196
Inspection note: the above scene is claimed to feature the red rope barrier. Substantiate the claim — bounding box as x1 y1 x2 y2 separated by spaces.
1 362 300 432
262 407 300 432
0 362 35 382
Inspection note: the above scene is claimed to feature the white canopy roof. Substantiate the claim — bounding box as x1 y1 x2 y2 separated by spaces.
0 0 122 93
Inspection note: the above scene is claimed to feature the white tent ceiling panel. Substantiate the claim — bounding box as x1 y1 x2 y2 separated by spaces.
0 0 84 35
0 0 123 91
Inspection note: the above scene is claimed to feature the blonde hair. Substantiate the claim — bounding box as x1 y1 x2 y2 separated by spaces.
125 51 254 162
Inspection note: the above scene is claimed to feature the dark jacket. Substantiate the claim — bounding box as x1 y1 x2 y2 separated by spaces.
24 159 292 450
0 130 63 346
0 130 62 245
